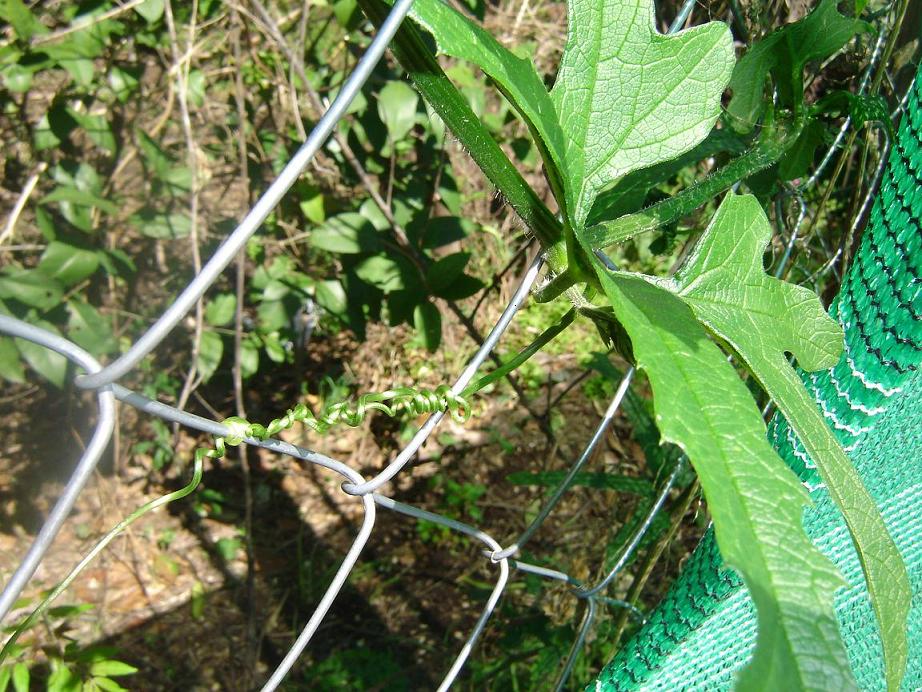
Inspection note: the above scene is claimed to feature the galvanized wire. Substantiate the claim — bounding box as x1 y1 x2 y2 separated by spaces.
0 0 893 689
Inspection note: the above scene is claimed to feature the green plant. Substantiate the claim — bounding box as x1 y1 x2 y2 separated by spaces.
1 0 911 688
0 600 137 692
351 0 909 687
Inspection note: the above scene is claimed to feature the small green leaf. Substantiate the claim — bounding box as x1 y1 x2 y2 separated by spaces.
261 279 291 302
15 319 68 388
41 186 118 216
186 69 206 108
256 299 290 332
190 581 205 620
130 210 191 239
426 252 470 293
136 130 172 178
433 274 483 300
134 0 164 23
1 0 47 41
332 0 359 28
108 66 139 102
671 194 909 689
551 0 734 225
778 118 826 181
89 660 138 678
47 43 96 87
0 337 25 384
91 677 127 692
422 216 475 249
38 241 100 286
0 664 11 692
2 63 31 92
262 332 287 363
413 301 441 352
0 268 64 310
311 213 380 254
68 109 117 154
386 290 417 326
215 537 241 561
377 80 419 144
240 338 259 379
68 300 116 356
34 112 62 150
298 186 325 224
315 279 348 317
205 293 236 327
355 255 407 292
46 660 80 692
47 603 93 619
585 259 855 689
196 331 223 383
159 166 192 192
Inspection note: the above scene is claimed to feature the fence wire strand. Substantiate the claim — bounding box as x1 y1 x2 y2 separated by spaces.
0 0 899 688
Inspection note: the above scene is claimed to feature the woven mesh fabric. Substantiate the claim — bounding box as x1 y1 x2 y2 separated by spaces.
592 65 922 690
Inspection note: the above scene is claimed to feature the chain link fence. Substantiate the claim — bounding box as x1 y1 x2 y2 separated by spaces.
0 0 904 689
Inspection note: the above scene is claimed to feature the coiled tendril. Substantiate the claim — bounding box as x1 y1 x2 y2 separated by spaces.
215 384 471 458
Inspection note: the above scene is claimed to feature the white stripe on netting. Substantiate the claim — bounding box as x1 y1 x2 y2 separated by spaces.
827 365 887 416
341 254 545 496
0 315 116 623
74 0 418 391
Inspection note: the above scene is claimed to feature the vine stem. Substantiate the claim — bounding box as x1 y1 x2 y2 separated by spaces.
584 126 794 250
356 0 568 274
0 451 207 663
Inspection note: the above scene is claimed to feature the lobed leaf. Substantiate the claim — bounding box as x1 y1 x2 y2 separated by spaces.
551 0 734 226
585 253 857 689
671 193 910 690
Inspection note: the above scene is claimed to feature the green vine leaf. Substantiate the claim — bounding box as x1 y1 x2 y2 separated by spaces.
551 0 734 226
669 193 910 689
401 0 569 210
726 0 870 133
585 258 856 689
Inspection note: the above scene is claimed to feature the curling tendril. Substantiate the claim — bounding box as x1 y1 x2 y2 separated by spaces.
211 385 471 460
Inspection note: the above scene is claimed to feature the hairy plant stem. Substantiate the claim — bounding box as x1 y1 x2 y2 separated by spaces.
356 0 568 275
585 120 799 250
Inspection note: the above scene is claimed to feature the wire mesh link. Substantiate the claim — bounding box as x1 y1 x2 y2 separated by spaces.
0 316 116 623
0 0 899 688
